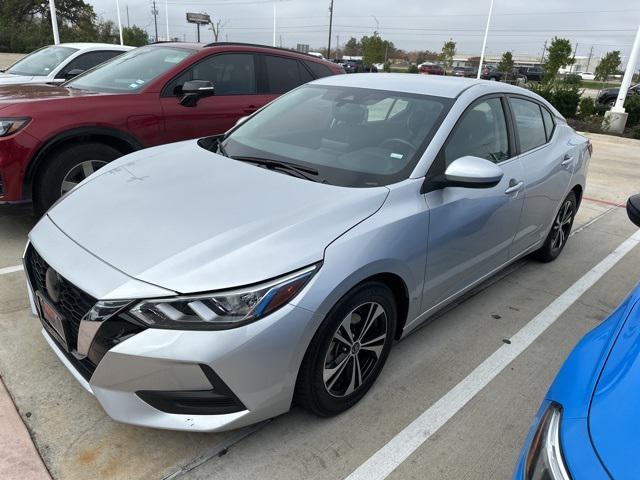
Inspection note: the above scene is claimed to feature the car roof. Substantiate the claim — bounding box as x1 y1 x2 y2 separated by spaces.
58 43 133 50
312 73 529 99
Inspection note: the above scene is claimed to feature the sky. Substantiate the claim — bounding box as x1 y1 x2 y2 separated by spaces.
87 0 640 62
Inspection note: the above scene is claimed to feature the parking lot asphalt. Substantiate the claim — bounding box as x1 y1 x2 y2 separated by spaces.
0 132 638 480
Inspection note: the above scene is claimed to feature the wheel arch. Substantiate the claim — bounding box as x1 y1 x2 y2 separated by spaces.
25 127 144 199
571 183 583 208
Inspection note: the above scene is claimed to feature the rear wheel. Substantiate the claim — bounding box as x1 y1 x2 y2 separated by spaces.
34 142 122 215
532 191 577 262
295 282 396 416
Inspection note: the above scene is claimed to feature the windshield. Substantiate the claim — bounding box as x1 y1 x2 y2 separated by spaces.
67 46 194 93
6 46 77 77
219 85 452 187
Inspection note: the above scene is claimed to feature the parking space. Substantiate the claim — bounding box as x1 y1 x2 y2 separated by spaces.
0 133 638 480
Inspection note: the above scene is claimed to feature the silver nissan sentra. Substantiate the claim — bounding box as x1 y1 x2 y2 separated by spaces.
25 73 590 431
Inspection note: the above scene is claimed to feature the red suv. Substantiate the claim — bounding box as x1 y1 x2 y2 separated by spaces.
0 42 343 213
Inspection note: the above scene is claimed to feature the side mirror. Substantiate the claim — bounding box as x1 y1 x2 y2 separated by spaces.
180 80 215 107
627 194 640 227
444 156 504 188
64 68 84 80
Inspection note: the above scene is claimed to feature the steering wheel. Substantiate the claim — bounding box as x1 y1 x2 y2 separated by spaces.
380 138 416 152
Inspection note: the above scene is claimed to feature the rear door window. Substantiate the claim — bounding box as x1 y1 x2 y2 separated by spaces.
540 107 555 141
263 55 307 93
510 98 548 152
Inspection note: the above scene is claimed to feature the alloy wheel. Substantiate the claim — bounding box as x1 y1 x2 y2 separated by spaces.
60 160 108 196
551 200 574 251
323 302 388 397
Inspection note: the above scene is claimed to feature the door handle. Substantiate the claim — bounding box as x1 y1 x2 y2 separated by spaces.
561 154 573 167
243 105 258 114
505 180 524 195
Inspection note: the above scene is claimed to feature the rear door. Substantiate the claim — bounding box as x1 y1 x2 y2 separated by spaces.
159 52 265 142
421 95 526 312
508 96 573 255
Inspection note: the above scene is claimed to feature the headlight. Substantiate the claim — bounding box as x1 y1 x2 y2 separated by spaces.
524 403 571 480
0 117 30 136
130 264 318 330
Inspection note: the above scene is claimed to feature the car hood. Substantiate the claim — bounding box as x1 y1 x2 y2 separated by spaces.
47 141 389 294
589 292 640 479
0 83 101 104
0 73 45 85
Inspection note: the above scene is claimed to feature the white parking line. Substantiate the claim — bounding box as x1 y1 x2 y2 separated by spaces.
0 264 23 276
345 229 640 480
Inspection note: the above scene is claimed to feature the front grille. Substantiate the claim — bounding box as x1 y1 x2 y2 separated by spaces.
26 245 97 351
25 245 102 379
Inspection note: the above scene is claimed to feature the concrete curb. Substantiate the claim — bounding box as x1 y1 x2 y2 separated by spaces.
0 377 51 480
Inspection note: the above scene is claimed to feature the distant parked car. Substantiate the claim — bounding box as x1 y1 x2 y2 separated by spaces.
0 43 132 86
0 42 343 213
575 71 596 81
480 66 502 81
514 195 640 480
597 83 640 107
418 63 445 75
343 60 377 73
517 66 545 82
452 66 477 78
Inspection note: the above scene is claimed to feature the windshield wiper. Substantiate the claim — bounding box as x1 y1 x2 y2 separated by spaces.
215 138 228 157
232 156 322 182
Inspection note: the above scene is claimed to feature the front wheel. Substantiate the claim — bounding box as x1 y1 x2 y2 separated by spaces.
532 191 577 262
295 282 397 416
34 142 122 215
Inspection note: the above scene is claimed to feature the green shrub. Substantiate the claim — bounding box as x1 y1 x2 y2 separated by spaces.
407 64 419 74
528 81 580 118
579 97 597 116
625 95 640 127
563 73 582 86
630 124 640 139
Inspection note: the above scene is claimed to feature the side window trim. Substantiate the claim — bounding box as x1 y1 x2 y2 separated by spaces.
160 52 258 97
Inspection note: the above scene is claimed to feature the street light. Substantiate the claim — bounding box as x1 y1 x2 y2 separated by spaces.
165 0 170 41
49 0 60 44
476 0 494 79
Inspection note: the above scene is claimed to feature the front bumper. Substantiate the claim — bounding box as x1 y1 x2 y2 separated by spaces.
0 131 39 202
27 216 322 432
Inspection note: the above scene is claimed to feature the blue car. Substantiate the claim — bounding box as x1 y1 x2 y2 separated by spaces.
514 195 640 480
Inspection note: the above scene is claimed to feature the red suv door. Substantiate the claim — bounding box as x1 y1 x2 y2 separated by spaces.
159 52 268 142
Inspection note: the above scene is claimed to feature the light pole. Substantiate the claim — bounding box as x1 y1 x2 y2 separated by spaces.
115 0 124 45
273 2 277 47
604 24 640 134
372 15 379 33
165 0 170 41
327 0 334 59
476 0 494 79
49 0 60 44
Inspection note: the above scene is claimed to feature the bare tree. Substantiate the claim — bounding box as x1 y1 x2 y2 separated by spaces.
209 18 227 42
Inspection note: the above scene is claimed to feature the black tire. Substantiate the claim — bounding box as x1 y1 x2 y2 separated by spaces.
532 191 577 263
294 282 397 416
605 98 616 108
34 142 122 215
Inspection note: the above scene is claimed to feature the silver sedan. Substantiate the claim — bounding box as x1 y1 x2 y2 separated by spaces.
25 73 590 431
